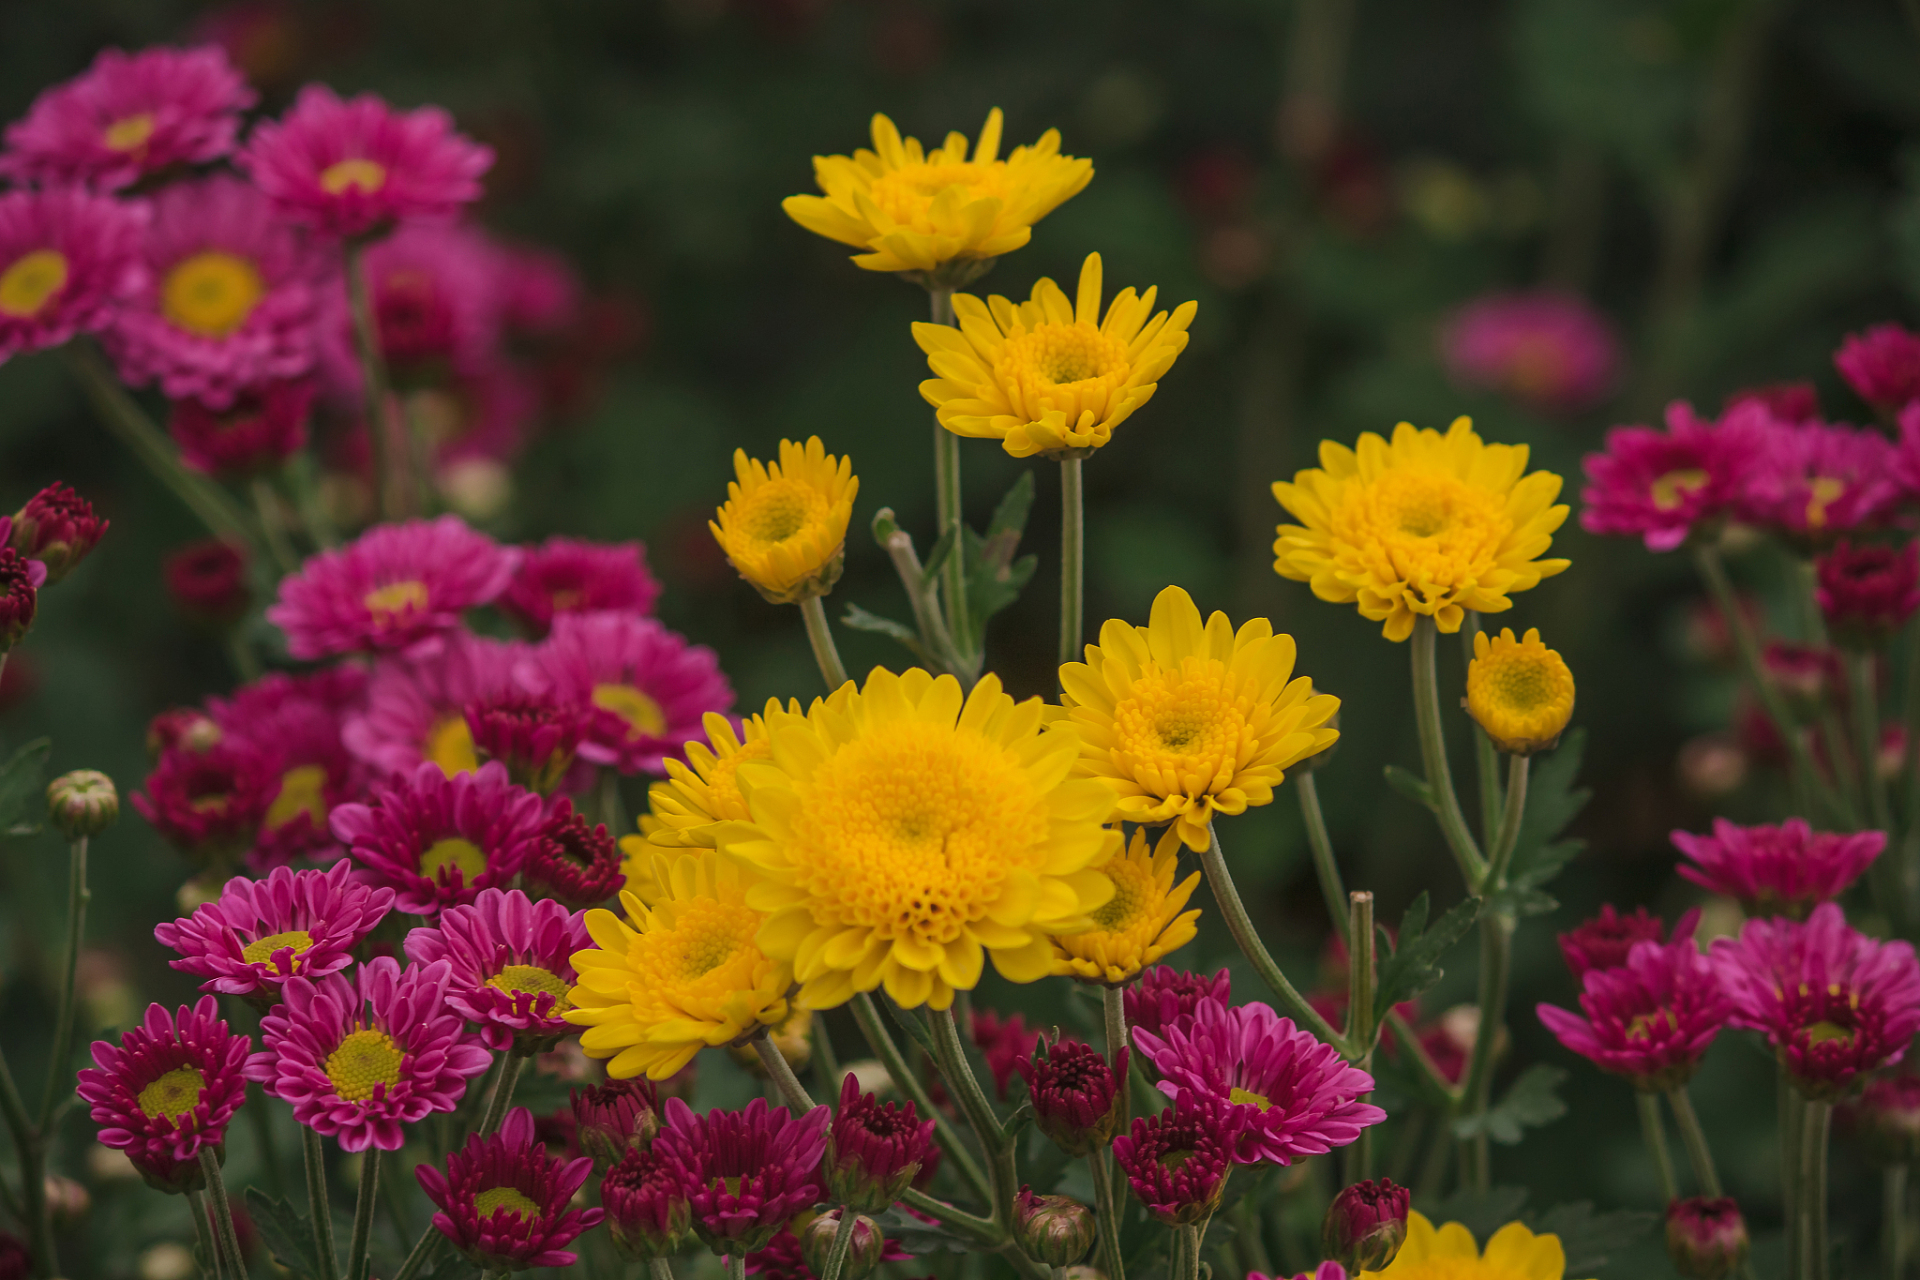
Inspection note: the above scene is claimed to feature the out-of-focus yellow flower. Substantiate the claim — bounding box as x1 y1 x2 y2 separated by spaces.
913 253 1196 459
716 666 1119 1012
1465 627 1574 755
1050 826 1199 985
781 110 1092 281
710 437 857 605
1060 586 1339 852
1369 1211 1572 1280
1271 418 1570 642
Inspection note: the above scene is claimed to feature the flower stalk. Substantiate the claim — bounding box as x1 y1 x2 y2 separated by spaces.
188 1188 224 1280
814 1204 861 1280
38 832 90 1129
344 240 409 521
198 1147 248 1280
1197 823 1346 1051
1485 755 1529 890
345 1146 381 1280
478 1050 527 1136
1059 455 1084 668
800 595 850 691
1410 618 1488 885
1298 772 1348 943
1849 650 1896 832
1460 911 1514 1192
1798 1099 1832 1280
1344 890 1377 1183
1638 1092 1680 1203
1665 1086 1724 1197
752 1031 817 1113
303 1126 340 1280
927 287 971 666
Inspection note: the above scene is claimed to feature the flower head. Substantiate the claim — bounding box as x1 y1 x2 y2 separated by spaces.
1322 1178 1410 1275
1465 627 1574 756
244 955 491 1151
0 45 254 190
1112 1096 1238 1227
325 221 502 382
1370 1212 1568 1280
1273 418 1570 641
134 740 277 866
524 798 622 908
1836 323 1920 412
657 1095 829 1254
464 693 584 795
209 666 369 868
718 666 1118 1010
155 860 394 1000
781 109 1091 279
418 1106 602 1270
1736 418 1899 540
499 537 661 635
1536 919 1728 1089
1557 904 1667 980
602 1145 692 1259
1664 1198 1748 1280
238 84 493 239
709 437 857 605
1061 585 1338 851
1016 1039 1127 1156
169 380 316 478
1050 826 1199 984
1441 290 1620 415
1729 381 1821 423
1848 1073 1920 1165
405 888 588 1052
0 550 39 650
1815 540 1920 646
47 769 119 840
969 1007 1045 1099
11 483 109 584
76 997 249 1193
1673 818 1883 918
343 632 526 777
1580 400 1766 552
331 761 546 916
0 188 146 363
913 253 1197 458
1013 1190 1095 1267
571 1078 660 1170
164 538 250 627
826 1070 935 1212
635 704 800 861
1126 966 1230 1042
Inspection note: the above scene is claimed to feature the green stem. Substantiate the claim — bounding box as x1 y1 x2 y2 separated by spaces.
38 834 89 1129
816 1209 861 1280
1344 890 1377 1183
874 509 965 675
250 478 299 577
1666 1086 1724 1197
344 241 408 521
898 1188 1003 1245
199 1147 248 1280
1802 1098 1831 1280
928 288 971 668
1820 710 1867 825
1410 618 1488 885
1386 1009 1463 1105
1087 1151 1128 1280
243 1083 285 1200
799 595 850 691
477 1051 526 1136
1637 1092 1680 1204
1465 615 1506 849
345 1147 380 1280
188 1189 224 1280
811 1010 843 1104
1298 772 1348 943
1178 1224 1201 1280
596 768 627 841
1459 912 1513 1192
848 994 990 1205
1102 984 1130 1066
753 1033 817 1113
389 1225 444 1280
1058 455 1084 670
1484 755 1529 890
0 1049 50 1277
282 454 339 549
302 1127 339 1280
1887 1165 1907 1280
725 1244 747 1280
927 1009 1005 1160
1852 651 1896 833
1782 1077 1804 1276
647 1259 678 1280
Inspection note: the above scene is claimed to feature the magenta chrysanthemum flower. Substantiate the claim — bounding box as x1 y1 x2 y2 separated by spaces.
330 760 546 916
155 860 395 1000
1728 381 1820 424
403 888 588 1052
1440 290 1620 415
498 537 661 636
76 996 250 1193
169 379 316 478
316 221 502 389
656 1096 830 1254
602 1145 692 1259
1558 904 1669 980
496 242 580 336
1711 902 1920 1098
0 187 146 363
417 1106 602 1271
1816 540 1920 645
1579 400 1765 552
1125 966 1231 1042
1132 998 1385 1165
245 955 491 1151
1112 1095 1240 1227
464 692 584 795
1674 819 1883 918
825 1071 935 1212
1735 418 1900 540
521 797 622 908
1893 402 1920 500
1019 1039 1128 1156
970 1008 1043 1100
0 45 254 191
133 740 277 865
343 632 528 777
266 515 519 660
518 611 731 776
1536 922 1729 1089
237 84 493 239
210 666 368 867
1836 323 1920 413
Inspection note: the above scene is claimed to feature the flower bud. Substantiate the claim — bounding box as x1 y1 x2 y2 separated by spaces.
147 708 222 758
1321 1178 1409 1274
1816 540 1920 649
1665 1196 1748 1280
801 1210 886 1280
1013 1189 1096 1268
1465 628 1575 756
570 1078 660 1171
164 540 251 630
601 1147 690 1260
11 483 107 584
826 1070 935 1213
0 549 40 652
465 693 583 795
1851 1073 1920 1165
48 770 118 840
1016 1039 1126 1156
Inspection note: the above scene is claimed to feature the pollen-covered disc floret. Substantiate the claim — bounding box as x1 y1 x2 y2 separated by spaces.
1465 627 1575 756
655 1095 830 1254
1273 418 1571 641
781 109 1091 278
1050 825 1200 984
913 252 1197 458
155 860 394 999
405 888 589 1052
718 666 1119 1011
708 437 858 604
1672 818 1885 919
1061 585 1339 852
1370 1211 1570 1280
416 1106 602 1271
1536 914 1729 1090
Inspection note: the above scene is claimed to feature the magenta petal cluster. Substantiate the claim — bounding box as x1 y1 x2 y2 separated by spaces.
245 956 491 1151
498 536 662 635
133 739 278 865
330 760 546 916
417 1106 602 1271
267 515 519 660
1125 966 1230 1044
76 996 249 1193
1441 289 1620 415
318 222 504 389
1735 417 1900 539
169 379 316 478
1837 323 1920 412
656 1096 830 1254
1673 819 1884 918
0 188 147 363
825 1071 935 1213
1711 902 1920 1098
1579 400 1764 552
1558 904 1670 980
343 632 527 776
1112 1095 1238 1227
1816 540 1920 644
209 666 369 869
1537 923 1730 1089
155 860 395 999
1132 998 1385 1165
403 888 588 1052
521 798 622 908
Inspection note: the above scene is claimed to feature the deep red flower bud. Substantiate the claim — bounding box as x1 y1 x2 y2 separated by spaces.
601 1146 691 1260
146 707 222 758
1320 1179 1409 1273
465 693 583 795
571 1078 660 1171
11 483 107 584
1016 1039 1127 1156
1557 904 1666 980
826 1071 935 1213
1665 1197 1749 1280
1112 1097 1237 1227
1125 966 1230 1041
970 1008 1041 1099
1815 540 1920 647
801 1210 886 1280
164 540 251 629
525 799 622 908
1848 1072 1920 1164
1014 1189 1096 1267
1762 641 1837 712
0 549 40 651
168 381 314 479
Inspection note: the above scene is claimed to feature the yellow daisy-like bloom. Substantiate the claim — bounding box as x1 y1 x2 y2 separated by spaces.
1050 826 1200 985
913 253 1198 459
565 850 791 1081
1060 585 1340 853
781 109 1092 279
1465 627 1575 756
709 437 858 605
1271 417 1571 642
715 666 1120 1012
1364 1211 1579 1280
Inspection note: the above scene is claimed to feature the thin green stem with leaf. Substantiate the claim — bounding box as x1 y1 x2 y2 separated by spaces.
1198 823 1347 1051
1459 911 1513 1193
847 994 990 1205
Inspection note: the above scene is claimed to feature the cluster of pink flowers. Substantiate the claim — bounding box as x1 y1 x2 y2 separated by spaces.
1440 290 1621 416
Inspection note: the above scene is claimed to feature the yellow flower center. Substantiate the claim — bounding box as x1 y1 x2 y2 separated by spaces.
1805 475 1847 529
0 249 69 318
1484 653 1554 713
426 715 479 777
242 929 315 973
473 1186 540 1222
1228 1086 1273 1111
319 158 388 196
867 160 1009 229
995 324 1132 424
103 113 157 152
1625 1009 1676 1041
364 580 429 628
421 837 488 882
265 764 329 832
136 1067 206 1122
324 1028 404 1102
737 478 829 547
1649 468 1709 512
1108 657 1248 794
593 683 666 739
629 894 765 1002
1335 470 1511 596
1090 853 1152 932
486 964 573 1012
162 251 264 338
1805 1019 1856 1046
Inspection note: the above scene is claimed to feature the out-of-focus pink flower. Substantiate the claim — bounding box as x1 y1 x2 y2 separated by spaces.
1537 920 1729 1089
169 380 315 478
1815 540 1920 645
496 242 580 336
1673 819 1883 919
1579 401 1765 552
1836 324 1920 413
1124 966 1230 1044
342 632 527 777
329 760 546 916
134 740 277 866
208 666 368 868
498 537 661 636
1441 290 1620 414
1735 418 1900 541
319 222 502 390
1557 904 1671 980
1726 382 1820 424
164 539 250 628
969 1008 1042 1100
0 188 147 364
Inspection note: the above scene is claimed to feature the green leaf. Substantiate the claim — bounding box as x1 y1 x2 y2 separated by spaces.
878 993 939 1061
920 524 959 587
1504 729 1591 894
984 470 1036 544
1383 764 1436 811
0 738 51 836
1453 1064 1568 1145
840 604 931 664
1423 1186 1530 1245
1531 1201 1658 1275
874 1206 982 1255
964 473 1040 650
1374 893 1482 1012
244 1189 320 1280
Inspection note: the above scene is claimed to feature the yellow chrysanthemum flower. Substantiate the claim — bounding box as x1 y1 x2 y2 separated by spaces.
1364 1211 1579 1280
912 253 1198 459
1271 417 1571 642
1060 585 1340 852
565 850 791 1080
715 666 1120 1012
1465 627 1575 756
710 437 858 605
781 109 1092 280
1050 826 1200 985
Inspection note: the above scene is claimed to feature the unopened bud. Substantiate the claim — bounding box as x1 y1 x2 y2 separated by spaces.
1014 1189 1096 1268
570 1078 659 1171
801 1211 885 1280
1665 1196 1748 1280
1322 1178 1410 1274
48 770 117 839
11 483 107 585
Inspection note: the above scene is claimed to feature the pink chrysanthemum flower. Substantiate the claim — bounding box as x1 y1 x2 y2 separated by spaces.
970 1008 1043 1100
169 379 316 478
496 242 580 336
602 1145 692 1259
317 221 503 391
403 888 588 1052
104 174 323 408
0 188 147 363
422 367 540 473
237 85 493 240
1836 323 1920 413
1728 381 1820 424
656 1096 830 1254
518 611 731 776
76 996 250 1193
498 537 661 636
330 760 547 916
155 860 395 1000
1536 918 1729 1089
1673 819 1884 919
245 955 491 1151
1558 904 1669 980
343 632 528 777
1893 402 1920 500
266 515 519 660
521 798 622 908
1441 290 1621 415
1125 966 1231 1043
210 666 368 867
464 692 585 795
1112 1095 1240 1227
1579 400 1765 552
1816 540 1920 645
1735 418 1900 541
0 45 255 191
1132 998 1385 1165
134 740 278 865
417 1106 602 1271
1711 902 1920 1099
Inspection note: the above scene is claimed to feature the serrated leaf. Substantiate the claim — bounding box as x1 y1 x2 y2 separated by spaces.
879 994 939 1061
840 604 932 663
1453 1064 1567 1145
963 473 1041 649
1504 730 1590 893
1375 893 1481 1011
1383 764 1436 810
0 739 51 835
244 1188 320 1280
1531 1201 1657 1274
920 525 959 587
1424 1186 1530 1245
985 471 1035 542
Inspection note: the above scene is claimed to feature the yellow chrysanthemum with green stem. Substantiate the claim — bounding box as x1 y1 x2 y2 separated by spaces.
1367 1212 1580 1280
1050 825 1200 986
